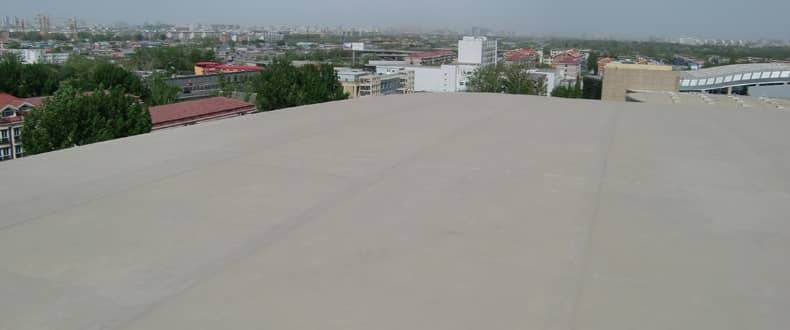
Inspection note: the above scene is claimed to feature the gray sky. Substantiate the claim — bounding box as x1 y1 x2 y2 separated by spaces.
6 0 790 40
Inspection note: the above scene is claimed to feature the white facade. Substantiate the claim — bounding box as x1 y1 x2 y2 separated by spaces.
10 49 70 64
458 36 497 66
376 64 478 93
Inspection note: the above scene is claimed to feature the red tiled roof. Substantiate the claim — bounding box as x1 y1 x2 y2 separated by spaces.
0 93 26 109
148 97 256 127
504 48 537 62
553 55 581 65
24 96 48 107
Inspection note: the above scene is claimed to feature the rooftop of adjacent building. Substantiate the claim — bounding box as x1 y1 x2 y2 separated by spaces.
1 93 789 329
148 96 256 127
681 63 790 79
627 90 790 109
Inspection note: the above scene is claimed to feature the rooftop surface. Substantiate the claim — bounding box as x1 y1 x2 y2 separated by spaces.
148 96 256 127
627 91 790 109
1 93 789 330
681 63 790 79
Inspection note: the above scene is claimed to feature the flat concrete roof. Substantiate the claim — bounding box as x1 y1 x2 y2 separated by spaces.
1 93 789 330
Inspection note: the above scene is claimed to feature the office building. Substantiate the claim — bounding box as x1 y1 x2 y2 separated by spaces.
457 36 497 66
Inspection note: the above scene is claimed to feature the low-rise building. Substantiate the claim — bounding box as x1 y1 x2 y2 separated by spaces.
405 50 455 66
553 55 582 82
504 48 538 65
194 62 263 75
148 97 257 130
337 69 414 98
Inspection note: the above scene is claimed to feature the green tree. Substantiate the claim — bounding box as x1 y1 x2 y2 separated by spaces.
20 84 151 155
581 76 602 100
587 52 599 75
253 60 347 112
467 63 544 95
147 74 179 106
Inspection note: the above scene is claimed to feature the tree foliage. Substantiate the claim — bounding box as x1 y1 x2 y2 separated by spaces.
147 74 180 106
550 76 583 98
466 63 545 95
20 84 151 155
253 60 348 112
581 77 602 100
0 54 60 97
126 46 216 73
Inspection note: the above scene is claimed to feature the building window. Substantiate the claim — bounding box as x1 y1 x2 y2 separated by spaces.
0 147 10 160
15 145 23 157
13 127 21 137
2 110 14 117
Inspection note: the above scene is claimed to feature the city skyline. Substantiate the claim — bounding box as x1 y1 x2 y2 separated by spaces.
6 0 790 40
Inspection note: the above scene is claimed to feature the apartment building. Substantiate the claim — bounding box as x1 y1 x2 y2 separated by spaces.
0 93 42 161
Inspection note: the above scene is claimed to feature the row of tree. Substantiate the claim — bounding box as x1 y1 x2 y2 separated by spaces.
13 57 346 156
125 46 216 74
0 54 177 105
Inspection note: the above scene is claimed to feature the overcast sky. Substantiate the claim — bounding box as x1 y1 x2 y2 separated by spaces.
7 0 790 40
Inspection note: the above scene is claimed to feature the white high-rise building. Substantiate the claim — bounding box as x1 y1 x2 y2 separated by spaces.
457 36 498 66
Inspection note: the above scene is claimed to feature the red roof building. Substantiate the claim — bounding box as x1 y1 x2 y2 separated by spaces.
194 62 263 75
1 93 42 161
148 97 257 130
405 50 455 65
504 48 538 63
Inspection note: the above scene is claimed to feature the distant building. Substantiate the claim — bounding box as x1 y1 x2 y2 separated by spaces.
504 48 538 65
527 69 557 96
405 50 455 66
148 97 257 130
374 63 477 93
337 69 414 98
0 93 44 161
3 49 70 64
194 62 263 75
552 55 582 82
458 36 497 66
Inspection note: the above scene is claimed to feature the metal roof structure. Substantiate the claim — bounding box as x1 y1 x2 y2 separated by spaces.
680 63 790 91
1 93 789 330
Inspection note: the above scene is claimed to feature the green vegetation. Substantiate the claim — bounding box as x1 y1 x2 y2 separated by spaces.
538 39 790 63
466 63 545 95
147 74 180 106
20 84 151 155
551 78 583 99
252 60 348 112
0 54 61 97
581 77 602 100
587 52 599 75
126 46 216 73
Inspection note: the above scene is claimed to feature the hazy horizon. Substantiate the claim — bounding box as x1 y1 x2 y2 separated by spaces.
6 0 790 40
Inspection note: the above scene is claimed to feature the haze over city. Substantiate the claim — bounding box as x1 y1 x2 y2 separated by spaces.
10 0 790 40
